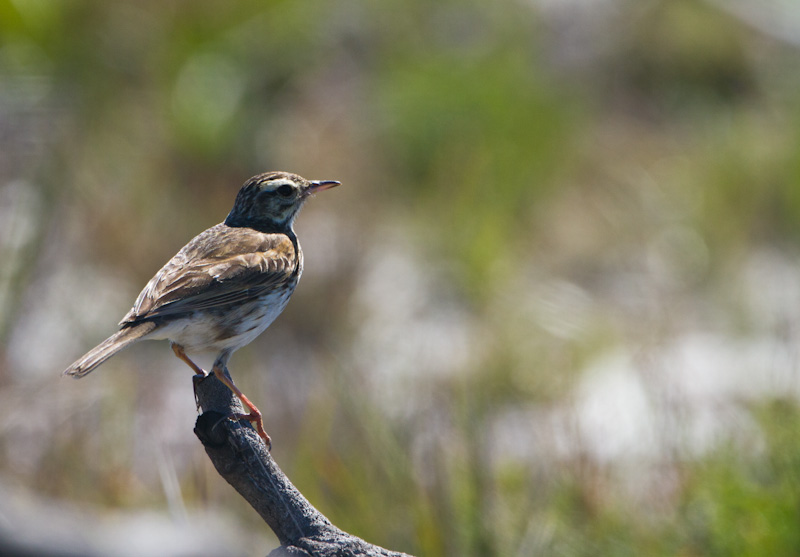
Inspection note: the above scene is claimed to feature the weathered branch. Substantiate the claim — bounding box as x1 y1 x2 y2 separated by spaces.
193 373 414 557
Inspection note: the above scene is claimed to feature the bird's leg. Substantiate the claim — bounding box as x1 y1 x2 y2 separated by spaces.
171 343 207 378
171 343 209 411
212 364 272 450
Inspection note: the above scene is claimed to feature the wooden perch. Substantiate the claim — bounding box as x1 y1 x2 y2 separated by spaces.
192 373 414 557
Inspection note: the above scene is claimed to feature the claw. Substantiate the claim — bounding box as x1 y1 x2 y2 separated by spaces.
211 365 272 451
232 412 272 451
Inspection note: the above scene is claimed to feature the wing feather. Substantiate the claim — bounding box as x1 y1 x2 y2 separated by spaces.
120 224 297 324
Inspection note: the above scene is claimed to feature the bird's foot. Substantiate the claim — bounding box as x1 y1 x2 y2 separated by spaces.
231 410 272 451
209 365 272 451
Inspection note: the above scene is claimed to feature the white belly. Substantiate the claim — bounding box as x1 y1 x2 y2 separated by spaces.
148 289 293 354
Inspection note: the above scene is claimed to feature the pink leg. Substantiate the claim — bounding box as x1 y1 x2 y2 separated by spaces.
171 343 207 377
212 364 272 450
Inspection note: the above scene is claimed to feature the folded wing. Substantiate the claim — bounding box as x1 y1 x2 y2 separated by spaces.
120 224 297 325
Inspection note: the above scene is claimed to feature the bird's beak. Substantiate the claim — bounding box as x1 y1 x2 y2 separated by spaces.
305 180 341 195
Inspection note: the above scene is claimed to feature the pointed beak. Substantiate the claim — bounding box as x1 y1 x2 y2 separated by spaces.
305 180 341 196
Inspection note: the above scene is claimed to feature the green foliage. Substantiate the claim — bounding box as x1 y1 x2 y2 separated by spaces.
373 4 576 297
676 400 800 557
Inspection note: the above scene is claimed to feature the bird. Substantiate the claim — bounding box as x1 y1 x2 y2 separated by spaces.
63 171 340 447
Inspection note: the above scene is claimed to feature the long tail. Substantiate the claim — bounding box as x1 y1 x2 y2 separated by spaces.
63 322 157 378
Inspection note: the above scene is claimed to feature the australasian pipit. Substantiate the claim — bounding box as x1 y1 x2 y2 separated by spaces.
64 171 340 447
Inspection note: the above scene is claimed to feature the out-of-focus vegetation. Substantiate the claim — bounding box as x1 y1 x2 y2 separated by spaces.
2 0 800 555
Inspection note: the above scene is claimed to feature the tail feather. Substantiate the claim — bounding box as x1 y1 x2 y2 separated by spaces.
63 322 157 378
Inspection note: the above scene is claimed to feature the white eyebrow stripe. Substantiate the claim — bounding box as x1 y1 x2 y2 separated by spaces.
261 179 296 191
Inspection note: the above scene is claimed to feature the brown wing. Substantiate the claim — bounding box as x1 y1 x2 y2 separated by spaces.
120 223 298 324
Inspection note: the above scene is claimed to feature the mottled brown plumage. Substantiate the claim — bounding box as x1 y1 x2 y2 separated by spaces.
64 171 340 447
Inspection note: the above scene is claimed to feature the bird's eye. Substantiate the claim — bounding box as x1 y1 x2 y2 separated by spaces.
276 184 294 197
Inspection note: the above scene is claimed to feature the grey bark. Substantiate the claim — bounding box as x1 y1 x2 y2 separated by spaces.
192 373 414 557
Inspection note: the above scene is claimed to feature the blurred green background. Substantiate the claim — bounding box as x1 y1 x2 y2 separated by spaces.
2 0 800 555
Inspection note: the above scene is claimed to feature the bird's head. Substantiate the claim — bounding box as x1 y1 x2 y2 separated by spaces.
225 171 340 232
